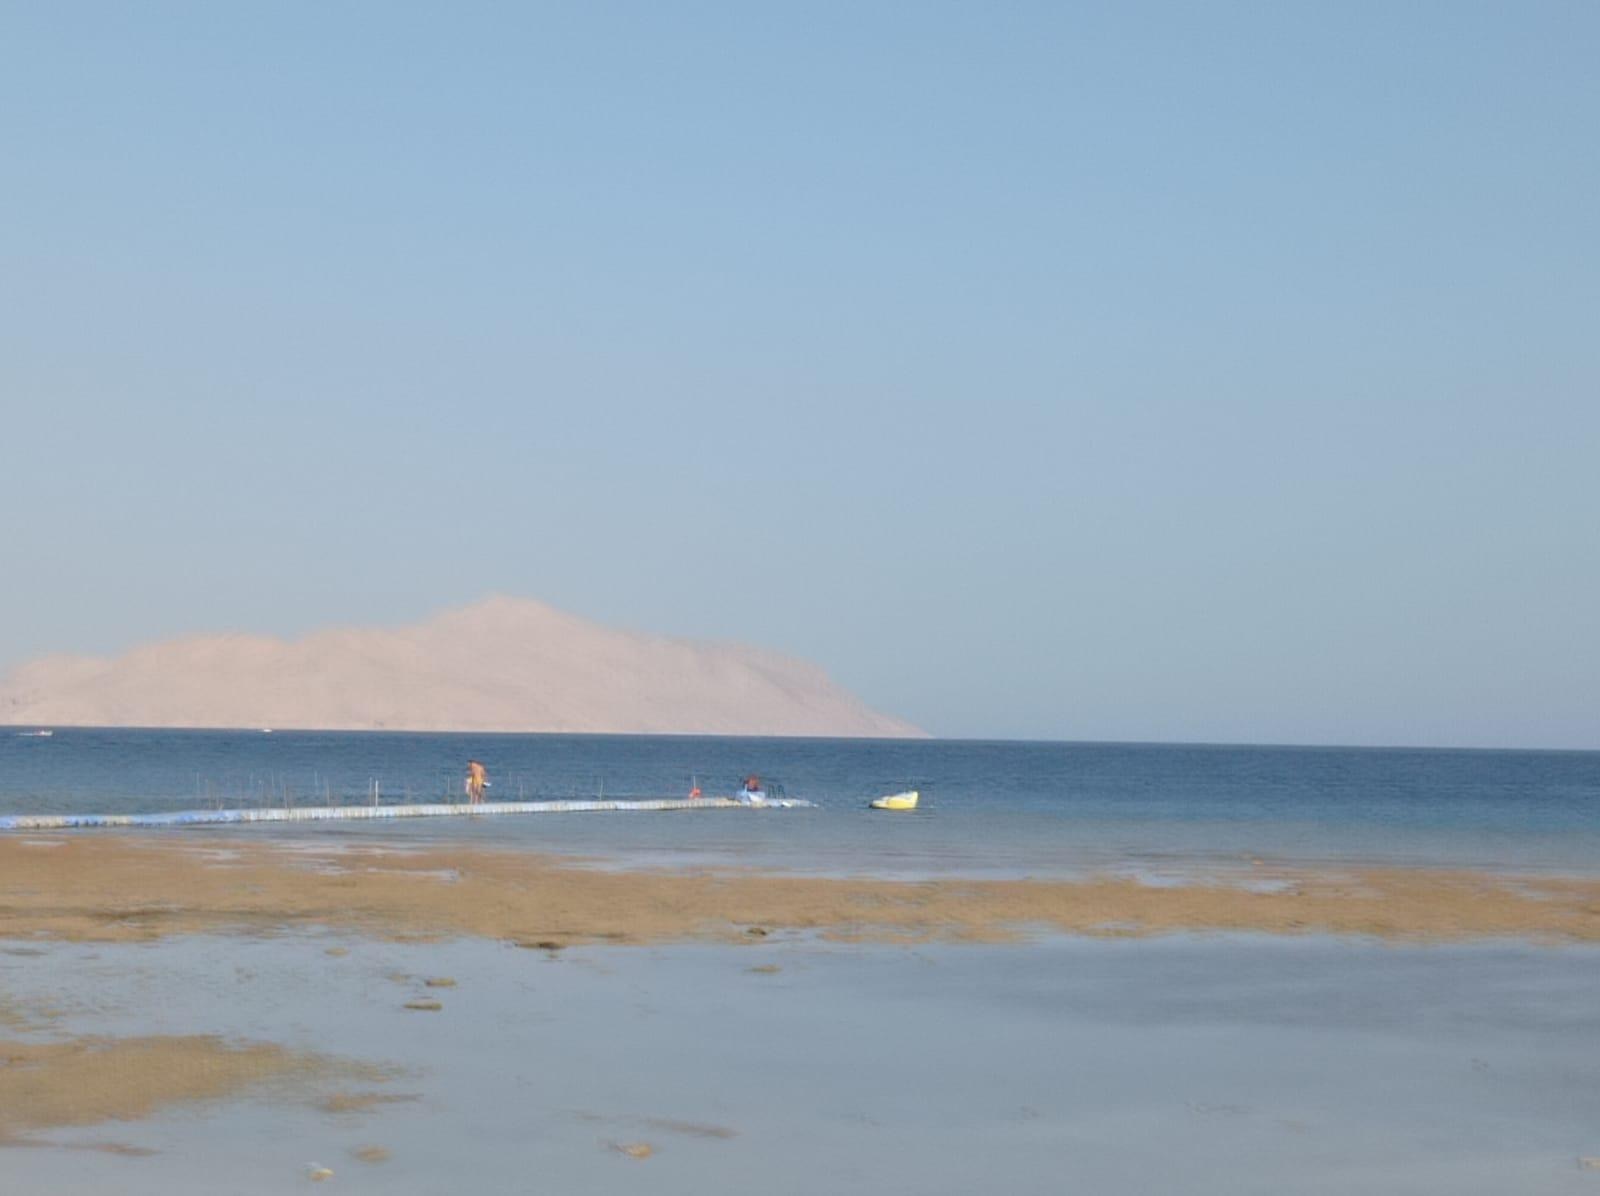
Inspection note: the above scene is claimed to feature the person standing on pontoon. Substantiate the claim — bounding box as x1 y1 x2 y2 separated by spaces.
464 759 488 804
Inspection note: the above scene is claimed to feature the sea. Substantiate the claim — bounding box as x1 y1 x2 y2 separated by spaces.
3 728 1598 877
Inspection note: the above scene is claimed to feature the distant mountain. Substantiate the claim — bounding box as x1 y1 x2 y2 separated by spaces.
0 597 924 738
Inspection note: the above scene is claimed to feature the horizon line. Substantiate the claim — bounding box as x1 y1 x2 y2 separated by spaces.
4 723 1596 755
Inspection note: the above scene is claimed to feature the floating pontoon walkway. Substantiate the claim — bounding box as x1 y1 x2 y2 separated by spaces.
0 796 813 832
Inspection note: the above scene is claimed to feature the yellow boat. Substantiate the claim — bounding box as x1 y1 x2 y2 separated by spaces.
869 790 919 811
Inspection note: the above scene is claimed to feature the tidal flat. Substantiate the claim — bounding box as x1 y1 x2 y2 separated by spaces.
2 837 1599 1193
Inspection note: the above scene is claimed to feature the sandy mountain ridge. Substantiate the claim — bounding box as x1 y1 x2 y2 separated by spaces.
0 596 924 738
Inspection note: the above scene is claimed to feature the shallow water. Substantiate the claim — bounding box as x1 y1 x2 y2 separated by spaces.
3 730 1599 876
3 933 1598 1194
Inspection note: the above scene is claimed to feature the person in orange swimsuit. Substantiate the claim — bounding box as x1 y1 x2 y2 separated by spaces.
465 759 488 804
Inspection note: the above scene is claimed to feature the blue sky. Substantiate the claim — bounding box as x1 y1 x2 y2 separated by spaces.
2 1 1596 746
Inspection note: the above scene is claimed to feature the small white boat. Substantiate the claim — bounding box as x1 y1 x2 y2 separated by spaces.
17 729 53 738
870 790 919 811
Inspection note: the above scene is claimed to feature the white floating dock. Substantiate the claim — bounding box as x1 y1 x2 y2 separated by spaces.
0 796 813 832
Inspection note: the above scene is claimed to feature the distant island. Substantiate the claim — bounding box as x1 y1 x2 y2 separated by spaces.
0 596 924 738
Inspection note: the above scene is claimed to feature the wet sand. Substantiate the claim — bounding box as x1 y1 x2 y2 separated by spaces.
0 1034 376 1148
2 834 1598 945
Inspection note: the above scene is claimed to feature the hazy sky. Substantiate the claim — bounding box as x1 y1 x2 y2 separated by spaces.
2 2 1596 747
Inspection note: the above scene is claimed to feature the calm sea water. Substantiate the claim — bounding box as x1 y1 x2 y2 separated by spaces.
2 729 1598 876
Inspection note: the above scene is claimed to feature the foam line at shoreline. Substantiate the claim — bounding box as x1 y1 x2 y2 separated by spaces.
0 796 813 831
